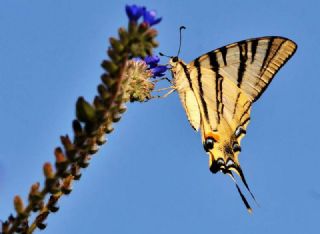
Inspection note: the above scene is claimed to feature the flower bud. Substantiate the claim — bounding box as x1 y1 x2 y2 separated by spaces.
109 37 124 52
43 162 54 179
14 196 24 215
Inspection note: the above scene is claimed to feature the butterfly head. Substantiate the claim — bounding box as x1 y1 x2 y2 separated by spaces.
169 56 180 72
158 53 183 78
169 56 180 67
168 56 188 85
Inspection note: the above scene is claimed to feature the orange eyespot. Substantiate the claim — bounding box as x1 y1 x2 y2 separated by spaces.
205 132 220 142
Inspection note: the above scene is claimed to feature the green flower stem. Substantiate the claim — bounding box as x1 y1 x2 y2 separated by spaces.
2 20 159 234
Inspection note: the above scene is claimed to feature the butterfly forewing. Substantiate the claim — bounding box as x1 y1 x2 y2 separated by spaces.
189 36 297 102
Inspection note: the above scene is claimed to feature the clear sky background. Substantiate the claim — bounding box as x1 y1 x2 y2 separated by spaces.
0 0 319 233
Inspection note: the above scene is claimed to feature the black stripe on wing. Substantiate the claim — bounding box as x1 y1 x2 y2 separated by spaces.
216 75 224 124
208 51 224 124
260 38 274 73
232 92 241 119
251 39 258 63
193 59 210 123
237 42 248 88
240 101 251 122
219 47 228 66
254 39 297 101
180 62 194 90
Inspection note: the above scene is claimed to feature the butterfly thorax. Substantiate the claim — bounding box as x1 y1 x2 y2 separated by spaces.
169 57 189 91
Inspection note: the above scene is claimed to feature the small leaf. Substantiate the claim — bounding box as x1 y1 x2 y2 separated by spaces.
108 49 121 63
109 37 124 52
97 84 111 100
101 60 118 75
118 27 128 43
76 97 97 123
72 120 83 136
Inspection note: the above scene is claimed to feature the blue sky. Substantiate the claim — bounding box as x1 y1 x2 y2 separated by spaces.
0 0 319 233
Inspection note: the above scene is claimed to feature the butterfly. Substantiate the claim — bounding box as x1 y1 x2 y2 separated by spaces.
167 36 297 212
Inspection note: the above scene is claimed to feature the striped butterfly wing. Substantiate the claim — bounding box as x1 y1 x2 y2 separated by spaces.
188 36 297 136
174 36 297 211
190 36 297 102
188 66 251 139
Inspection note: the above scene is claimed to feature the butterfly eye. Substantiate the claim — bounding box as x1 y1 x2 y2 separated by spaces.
172 56 178 62
203 137 215 152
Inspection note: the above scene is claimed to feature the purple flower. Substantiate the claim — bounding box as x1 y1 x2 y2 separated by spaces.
144 55 160 68
126 5 144 22
132 55 167 78
143 9 162 26
151 65 168 77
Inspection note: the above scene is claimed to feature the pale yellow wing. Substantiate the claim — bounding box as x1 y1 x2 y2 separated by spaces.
189 36 297 102
188 66 251 135
178 89 201 131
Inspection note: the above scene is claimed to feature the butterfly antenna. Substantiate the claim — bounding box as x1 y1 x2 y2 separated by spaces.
227 172 252 213
176 26 186 57
159 52 171 58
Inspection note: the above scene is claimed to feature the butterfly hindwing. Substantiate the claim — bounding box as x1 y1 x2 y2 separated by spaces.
179 89 201 131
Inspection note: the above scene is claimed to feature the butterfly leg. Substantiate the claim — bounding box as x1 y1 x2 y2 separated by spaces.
153 77 172 84
153 86 174 92
150 88 175 99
